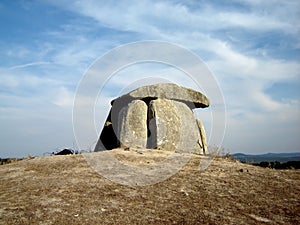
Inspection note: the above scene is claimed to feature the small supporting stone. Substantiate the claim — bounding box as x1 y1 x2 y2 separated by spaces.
196 119 207 155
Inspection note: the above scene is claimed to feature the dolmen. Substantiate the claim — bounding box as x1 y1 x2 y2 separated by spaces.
94 83 209 154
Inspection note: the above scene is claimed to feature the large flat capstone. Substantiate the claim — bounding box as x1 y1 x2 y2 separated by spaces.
112 83 209 109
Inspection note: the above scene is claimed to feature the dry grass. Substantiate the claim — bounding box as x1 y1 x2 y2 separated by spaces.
0 149 299 224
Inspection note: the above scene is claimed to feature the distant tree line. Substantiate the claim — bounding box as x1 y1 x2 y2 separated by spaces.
252 161 300 169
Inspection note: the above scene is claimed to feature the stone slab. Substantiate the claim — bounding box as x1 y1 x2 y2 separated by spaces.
149 99 202 153
112 83 209 109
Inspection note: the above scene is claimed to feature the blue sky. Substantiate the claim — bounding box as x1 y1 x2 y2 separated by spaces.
0 0 299 157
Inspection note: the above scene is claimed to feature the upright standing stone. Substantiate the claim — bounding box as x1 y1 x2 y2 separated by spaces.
149 99 201 153
119 100 148 148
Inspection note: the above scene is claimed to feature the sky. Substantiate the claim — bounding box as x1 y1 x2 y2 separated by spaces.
0 0 299 157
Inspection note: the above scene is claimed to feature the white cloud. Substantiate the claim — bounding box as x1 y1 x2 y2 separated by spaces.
46 0 299 35
223 99 300 154
52 87 74 107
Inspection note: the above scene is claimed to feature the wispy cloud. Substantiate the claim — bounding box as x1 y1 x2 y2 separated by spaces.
8 61 51 70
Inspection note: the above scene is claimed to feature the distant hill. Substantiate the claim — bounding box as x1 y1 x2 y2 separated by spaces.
231 152 300 163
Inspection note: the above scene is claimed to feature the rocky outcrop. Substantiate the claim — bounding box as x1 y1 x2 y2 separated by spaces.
95 83 209 154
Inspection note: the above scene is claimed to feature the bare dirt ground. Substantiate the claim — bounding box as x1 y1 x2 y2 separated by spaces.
0 148 299 224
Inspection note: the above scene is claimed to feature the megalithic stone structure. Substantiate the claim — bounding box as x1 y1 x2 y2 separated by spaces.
94 83 209 154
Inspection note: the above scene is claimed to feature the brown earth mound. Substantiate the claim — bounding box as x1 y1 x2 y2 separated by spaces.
0 149 299 224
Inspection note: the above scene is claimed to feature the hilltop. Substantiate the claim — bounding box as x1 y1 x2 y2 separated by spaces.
0 149 299 224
